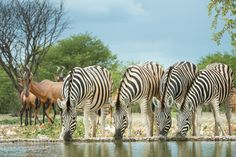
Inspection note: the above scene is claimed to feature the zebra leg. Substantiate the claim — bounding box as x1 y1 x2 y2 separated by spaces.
127 107 132 137
211 102 226 136
83 108 90 138
89 112 97 137
100 105 108 136
211 104 219 136
147 103 154 137
225 98 232 135
192 112 196 136
193 106 202 136
140 100 153 137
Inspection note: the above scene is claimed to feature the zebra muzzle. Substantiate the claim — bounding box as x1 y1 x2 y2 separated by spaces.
114 129 123 140
176 131 186 138
159 130 167 137
64 131 72 141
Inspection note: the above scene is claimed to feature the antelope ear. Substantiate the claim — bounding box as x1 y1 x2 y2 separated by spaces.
152 97 161 109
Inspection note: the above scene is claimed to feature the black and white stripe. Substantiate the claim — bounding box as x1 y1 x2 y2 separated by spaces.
152 61 198 136
58 65 113 141
177 63 234 137
113 62 164 139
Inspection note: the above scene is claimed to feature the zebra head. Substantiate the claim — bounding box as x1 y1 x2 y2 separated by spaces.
152 97 172 136
113 107 128 140
176 101 193 137
57 99 77 141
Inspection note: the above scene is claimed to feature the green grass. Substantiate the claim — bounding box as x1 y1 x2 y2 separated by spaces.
0 118 19 125
0 117 85 139
20 118 85 139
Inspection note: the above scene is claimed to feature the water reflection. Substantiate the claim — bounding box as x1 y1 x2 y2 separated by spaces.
62 142 111 157
0 141 235 157
176 141 202 157
61 141 235 157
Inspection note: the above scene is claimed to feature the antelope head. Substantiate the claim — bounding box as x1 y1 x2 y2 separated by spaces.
22 66 33 97
55 65 65 82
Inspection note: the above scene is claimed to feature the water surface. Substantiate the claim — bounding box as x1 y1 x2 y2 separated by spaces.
0 141 235 157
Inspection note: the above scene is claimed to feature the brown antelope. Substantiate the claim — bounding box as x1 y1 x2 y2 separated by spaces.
20 91 40 126
23 68 63 124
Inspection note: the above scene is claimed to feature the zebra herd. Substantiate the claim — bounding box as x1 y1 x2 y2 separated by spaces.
57 61 235 141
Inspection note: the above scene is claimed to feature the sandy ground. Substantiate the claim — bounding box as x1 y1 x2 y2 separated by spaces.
0 112 236 139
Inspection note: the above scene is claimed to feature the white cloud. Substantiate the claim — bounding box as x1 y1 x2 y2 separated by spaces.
65 0 147 16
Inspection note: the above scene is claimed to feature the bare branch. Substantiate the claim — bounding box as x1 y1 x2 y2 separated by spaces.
0 0 68 92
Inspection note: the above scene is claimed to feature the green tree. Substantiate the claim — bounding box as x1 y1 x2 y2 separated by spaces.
0 68 20 114
208 0 236 50
38 33 122 91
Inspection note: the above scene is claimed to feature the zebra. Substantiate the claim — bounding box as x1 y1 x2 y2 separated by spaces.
57 65 113 141
113 62 164 139
176 63 234 137
152 61 198 136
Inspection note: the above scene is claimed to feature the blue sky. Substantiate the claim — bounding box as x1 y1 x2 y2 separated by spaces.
60 0 231 68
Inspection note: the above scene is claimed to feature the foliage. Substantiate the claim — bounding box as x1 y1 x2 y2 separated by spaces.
208 0 236 50
0 68 20 114
0 118 19 125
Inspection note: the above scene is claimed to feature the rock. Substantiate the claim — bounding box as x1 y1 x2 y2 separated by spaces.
231 124 236 131
6 130 17 136
37 134 49 140
104 126 115 134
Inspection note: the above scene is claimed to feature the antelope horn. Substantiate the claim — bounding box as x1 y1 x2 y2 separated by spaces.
56 66 61 73
60 66 65 77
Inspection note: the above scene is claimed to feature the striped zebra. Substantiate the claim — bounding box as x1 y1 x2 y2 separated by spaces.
176 63 234 137
152 61 198 136
113 62 164 139
57 65 113 141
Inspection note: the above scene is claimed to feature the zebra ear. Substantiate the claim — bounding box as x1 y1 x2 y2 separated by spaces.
186 102 192 111
111 99 116 107
166 96 173 108
152 97 161 109
57 98 65 109
176 103 181 110
124 98 130 107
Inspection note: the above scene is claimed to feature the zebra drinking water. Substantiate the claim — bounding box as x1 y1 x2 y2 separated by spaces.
152 61 198 136
113 62 164 139
57 65 113 141
176 63 234 137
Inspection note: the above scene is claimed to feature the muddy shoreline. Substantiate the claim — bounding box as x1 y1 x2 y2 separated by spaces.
0 136 236 144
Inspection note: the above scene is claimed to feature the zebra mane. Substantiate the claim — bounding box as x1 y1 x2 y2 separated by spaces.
181 70 202 111
161 65 174 109
115 67 132 110
66 68 75 111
